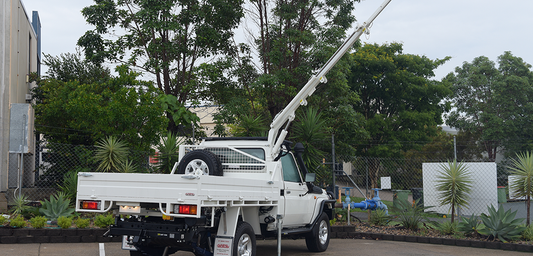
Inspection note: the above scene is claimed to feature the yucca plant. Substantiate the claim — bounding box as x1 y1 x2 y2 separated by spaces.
508 151 533 225
59 170 79 204
8 194 31 216
94 136 129 172
391 198 437 231
155 131 183 174
39 192 75 221
436 159 473 223
369 209 392 226
438 220 459 235
457 213 481 237
478 204 526 242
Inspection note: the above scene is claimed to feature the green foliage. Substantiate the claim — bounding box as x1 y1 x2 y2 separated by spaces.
75 218 91 229
78 0 243 135
57 216 74 229
9 215 27 228
8 194 31 216
369 209 392 226
39 193 75 221
522 225 533 241
94 136 129 172
155 132 184 174
31 65 167 151
438 221 459 235
59 170 79 203
0 215 7 226
228 114 268 137
290 107 328 172
94 213 115 228
436 160 473 223
445 52 533 160
30 216 48 229
349 43 451 189
508 151 533 225
391 198 437 231
457 214 481 236
478 204 526 242
41 51 111 84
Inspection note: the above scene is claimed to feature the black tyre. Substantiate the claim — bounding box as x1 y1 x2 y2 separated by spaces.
177 150 223 176
233 222 256 256
305 212 330 252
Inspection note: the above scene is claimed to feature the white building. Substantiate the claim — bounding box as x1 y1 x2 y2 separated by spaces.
0 0 40 193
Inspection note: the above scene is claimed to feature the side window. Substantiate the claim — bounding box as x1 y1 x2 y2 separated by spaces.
281 153 302 183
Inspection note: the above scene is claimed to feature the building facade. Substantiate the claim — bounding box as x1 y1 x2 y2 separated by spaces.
0 0 40 192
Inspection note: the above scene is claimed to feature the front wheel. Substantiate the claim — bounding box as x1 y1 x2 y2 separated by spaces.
233 222 256 256
305 212 330 252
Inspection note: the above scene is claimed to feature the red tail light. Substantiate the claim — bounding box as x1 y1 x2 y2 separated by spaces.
81 200 100 210
178 205 197 215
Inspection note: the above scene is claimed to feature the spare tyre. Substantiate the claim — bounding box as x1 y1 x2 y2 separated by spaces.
176 150 223 176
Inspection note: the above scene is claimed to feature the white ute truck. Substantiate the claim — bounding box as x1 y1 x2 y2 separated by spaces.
75 1 392 255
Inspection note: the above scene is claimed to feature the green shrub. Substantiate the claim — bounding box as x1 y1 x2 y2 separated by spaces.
9 215 27 228
522 224 533 241
438 221 458 235
39 192 75 221
369 209 392 226
29 216 47 229
57 216 73 229
457 214 481 236
94 214 115 228
478 204 526 242
391 198 437 231
75 218 91 229
0 215 7 226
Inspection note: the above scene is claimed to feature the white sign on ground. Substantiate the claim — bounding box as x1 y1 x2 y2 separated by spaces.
422 162 498 216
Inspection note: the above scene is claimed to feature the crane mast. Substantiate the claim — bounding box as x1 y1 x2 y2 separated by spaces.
268 0 393 157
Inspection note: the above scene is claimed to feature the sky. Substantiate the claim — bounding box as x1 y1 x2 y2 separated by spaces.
21 0 533 80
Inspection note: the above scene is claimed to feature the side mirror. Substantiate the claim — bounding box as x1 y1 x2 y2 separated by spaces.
305 173 316 183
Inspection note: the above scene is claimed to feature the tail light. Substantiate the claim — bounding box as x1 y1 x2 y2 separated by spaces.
175 204 197 215
81 200 100 210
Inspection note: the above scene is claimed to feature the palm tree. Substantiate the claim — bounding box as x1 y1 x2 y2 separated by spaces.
508 151 533 225
436 160 473 223
94 136 129 172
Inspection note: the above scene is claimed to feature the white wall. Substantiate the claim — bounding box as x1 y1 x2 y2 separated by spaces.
423 162 498 216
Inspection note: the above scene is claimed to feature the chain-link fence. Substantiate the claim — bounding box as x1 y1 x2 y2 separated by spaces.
5 141 151 205
333 156 522 217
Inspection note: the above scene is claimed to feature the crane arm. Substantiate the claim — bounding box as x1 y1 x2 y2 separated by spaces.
268 0 393 157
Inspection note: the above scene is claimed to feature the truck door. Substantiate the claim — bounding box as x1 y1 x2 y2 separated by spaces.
281 153 314 227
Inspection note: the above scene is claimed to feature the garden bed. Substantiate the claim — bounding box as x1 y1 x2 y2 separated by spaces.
331 223 533 253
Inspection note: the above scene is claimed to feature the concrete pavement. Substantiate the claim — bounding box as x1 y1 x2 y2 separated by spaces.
0 239 530 256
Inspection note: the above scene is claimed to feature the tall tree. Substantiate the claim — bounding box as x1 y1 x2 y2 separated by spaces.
202 0 367 160
31 65 168 152
77 0 244 135
348 42 451 189
445 51 533 161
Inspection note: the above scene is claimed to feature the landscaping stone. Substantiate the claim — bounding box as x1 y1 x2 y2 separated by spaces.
404 235 418 242
81 236 97 243
382 234 393 240
455 239 470 247
500 243 516 251
429 237 442 244
17 236 34 244
45 228 62 236
393 235 405 241
12 229 29 236
515 244 533 252
65 236 81 243
470 240 486 248
49 236 66 243
485 242 500 249
0 236 17 243
442 238 456 246
417 236 430 243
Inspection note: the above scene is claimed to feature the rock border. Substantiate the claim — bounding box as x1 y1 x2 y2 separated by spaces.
330 226 533 253
0 227 121 244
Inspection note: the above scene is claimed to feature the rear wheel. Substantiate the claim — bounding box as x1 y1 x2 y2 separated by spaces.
233 222 256 256
177 150 223 176
305 212 330 252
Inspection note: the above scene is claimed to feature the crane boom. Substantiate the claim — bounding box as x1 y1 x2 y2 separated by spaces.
268 0 393 157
